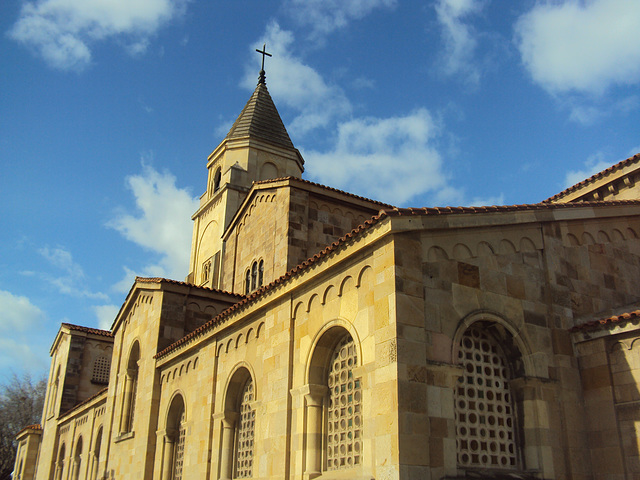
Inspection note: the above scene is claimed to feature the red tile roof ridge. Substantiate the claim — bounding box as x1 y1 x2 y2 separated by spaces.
570 309 640 333
135 277 245 298
544 153 640 203
59 387 109 419
61 323 113 337
155 211 388 359
252 176 394 208
383 199 640 216
16 424 43 435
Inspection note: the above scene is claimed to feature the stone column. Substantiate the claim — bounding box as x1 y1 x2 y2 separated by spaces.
219 412 238 480
304 385 328 479
161 431 176 480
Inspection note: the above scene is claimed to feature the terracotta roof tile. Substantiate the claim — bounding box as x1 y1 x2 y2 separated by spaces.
544 153 640 203
61 323 113 337
385 199 640 216
253 176 394 208
155 199 640 358
570 310 640 333
135 277 245 298
16 424 42 436
155 211 387 358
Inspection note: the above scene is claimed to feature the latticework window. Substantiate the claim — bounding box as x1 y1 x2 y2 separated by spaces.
327 335 362 471
455 326 518 470
92 356 111 384
235 378 255 478
173 412 186 480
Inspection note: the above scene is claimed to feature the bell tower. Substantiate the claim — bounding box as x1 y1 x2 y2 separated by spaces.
187 47 304 289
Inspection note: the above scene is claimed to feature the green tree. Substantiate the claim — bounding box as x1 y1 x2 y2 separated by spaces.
0 374 46 480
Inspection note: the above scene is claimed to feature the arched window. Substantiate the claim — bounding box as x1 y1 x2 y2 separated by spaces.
72 437 82 480
219 369 255 479
120 342 140 434
213 168 222 192
455 324 518 471
162 394 186 480
235 378 255 478
90 427 102 480
49 366 60 416
251 262 258 291
304 328 362 476
257 260 264 289
245 270 251 295
54 443 66 480
92 356 111 384
326 335 362 471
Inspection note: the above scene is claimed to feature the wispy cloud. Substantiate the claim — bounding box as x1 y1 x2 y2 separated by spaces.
93 304 119 330
304 109 462 205
244 22 351 136
285 0 396 41
434 0 486 86
8 0 189 70
0 290 45 333
0 291 49 373
563 151 614 188
108 162 199 288
37 246 109 300
515 0 640 96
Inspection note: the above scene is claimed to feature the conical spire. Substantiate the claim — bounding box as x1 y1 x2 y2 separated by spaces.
225 82 295 150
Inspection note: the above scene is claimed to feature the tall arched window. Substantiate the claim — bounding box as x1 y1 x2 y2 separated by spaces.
54 444 66 480
326 335 362 471
455 324 518 471
305 328 362 476
49 366 60 416
251 262 258 291
235 378 255 478
213 168 222 192
72 437 82 480
120 342 140 434
90 427 102 480
257 260 264 289
173 411 186 480
245 270 251 295
162 394 186 480
219 368 255 479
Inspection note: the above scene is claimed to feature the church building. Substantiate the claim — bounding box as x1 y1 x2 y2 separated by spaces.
13 64 640 480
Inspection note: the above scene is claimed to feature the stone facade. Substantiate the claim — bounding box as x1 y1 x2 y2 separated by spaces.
14 79 640 480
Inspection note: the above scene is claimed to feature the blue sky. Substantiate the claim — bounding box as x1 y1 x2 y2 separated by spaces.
1 0 639 379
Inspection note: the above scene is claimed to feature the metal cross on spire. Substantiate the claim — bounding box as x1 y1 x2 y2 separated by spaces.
256 43 272 85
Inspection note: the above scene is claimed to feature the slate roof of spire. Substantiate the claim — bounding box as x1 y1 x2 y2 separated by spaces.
225 82 295 150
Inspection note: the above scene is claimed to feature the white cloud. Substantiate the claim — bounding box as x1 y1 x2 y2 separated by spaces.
564 151 613 188
8 0 188 70
0 290 45 332
108 163 199 283
37 246 109 300
0 338 48 373
304 109 458 205
435 0 486 85
516 0 640 95
285 0 396 40
93 304 119 330
244 22 351 136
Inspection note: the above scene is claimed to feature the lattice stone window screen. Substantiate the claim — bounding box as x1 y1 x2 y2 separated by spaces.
455 326 518 470
235 378 255 478
92 356 111 384
327 335 362 471
173 412 185 480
